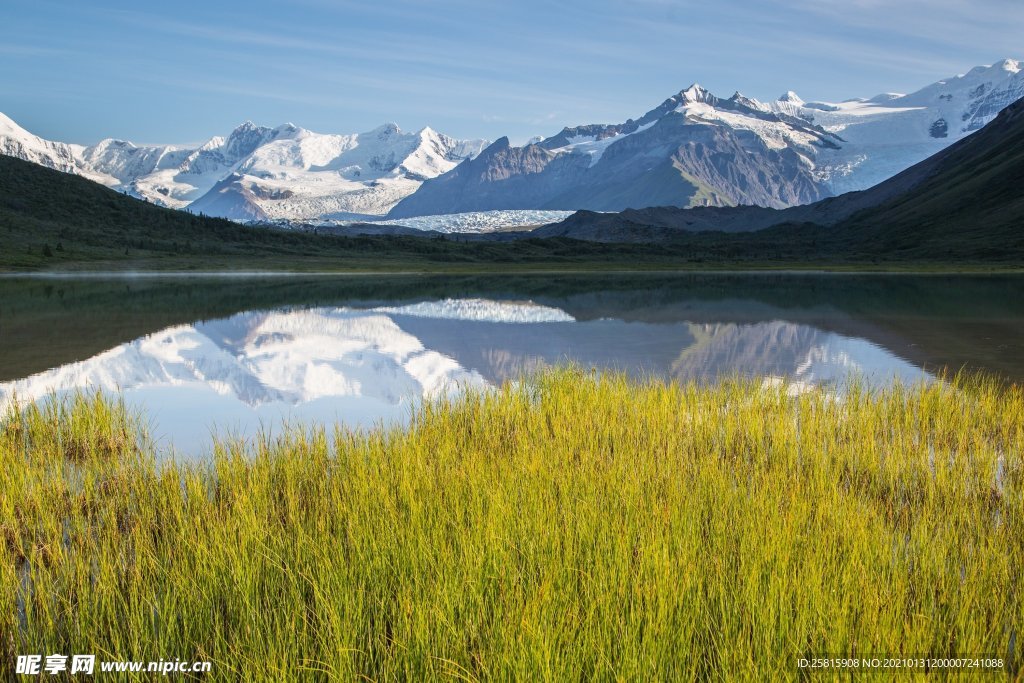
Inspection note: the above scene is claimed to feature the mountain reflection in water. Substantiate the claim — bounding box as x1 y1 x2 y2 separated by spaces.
0 296 931 455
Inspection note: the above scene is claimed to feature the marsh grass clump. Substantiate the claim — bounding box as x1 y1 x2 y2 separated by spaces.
5 390 142 463
1 370 1022 680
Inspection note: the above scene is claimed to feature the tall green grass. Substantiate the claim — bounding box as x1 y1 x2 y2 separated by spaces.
2 370 1022 680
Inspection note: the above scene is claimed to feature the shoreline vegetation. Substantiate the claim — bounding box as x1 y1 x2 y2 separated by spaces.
3 369 1021 679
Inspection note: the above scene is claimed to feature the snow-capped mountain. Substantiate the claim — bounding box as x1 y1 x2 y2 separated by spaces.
1 112 102 179
0 115 487 221
388 59 1024 217
186 122 488 220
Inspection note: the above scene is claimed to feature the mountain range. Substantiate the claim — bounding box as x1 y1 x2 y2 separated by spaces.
2 78 1021 268
535 81 1024 249
1 59 1021 223
0 114 487 221
389 59 1023 218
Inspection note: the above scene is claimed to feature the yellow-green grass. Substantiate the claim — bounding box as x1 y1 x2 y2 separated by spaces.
2 370 1022 680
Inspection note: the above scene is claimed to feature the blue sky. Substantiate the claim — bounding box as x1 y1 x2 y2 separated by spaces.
2 0 1022 145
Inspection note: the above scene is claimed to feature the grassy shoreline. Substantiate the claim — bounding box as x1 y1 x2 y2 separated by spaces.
3 370 1022 679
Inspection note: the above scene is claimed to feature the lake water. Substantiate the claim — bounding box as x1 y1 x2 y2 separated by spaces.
1 273 1022 455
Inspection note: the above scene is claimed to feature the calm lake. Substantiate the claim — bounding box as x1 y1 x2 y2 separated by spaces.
2 273 1022 455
